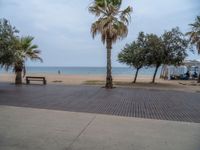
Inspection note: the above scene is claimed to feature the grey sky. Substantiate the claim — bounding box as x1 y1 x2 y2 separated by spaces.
0 0 200 66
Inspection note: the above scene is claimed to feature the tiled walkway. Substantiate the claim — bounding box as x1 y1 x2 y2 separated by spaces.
0 84 200 123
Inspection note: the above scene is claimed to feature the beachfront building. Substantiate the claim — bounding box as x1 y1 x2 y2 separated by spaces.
160 60 200 80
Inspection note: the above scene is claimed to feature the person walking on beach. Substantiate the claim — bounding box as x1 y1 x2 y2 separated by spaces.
58 70 61 75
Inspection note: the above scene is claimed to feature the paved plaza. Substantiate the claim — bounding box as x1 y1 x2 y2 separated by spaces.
0 83 200 123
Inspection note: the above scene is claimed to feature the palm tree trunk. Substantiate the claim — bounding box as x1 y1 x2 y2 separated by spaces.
152 65 159 83
133 68 139 83
105 38 113 88
15 71 22 84
15 64 23 85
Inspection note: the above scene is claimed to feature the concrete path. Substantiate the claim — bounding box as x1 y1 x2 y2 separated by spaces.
0 106 199 150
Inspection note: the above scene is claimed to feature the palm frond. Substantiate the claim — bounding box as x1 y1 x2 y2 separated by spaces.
120 6 132 25
89 1 132 45
187 16 200 53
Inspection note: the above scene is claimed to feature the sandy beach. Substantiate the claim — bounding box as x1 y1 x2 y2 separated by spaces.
0 73 199 93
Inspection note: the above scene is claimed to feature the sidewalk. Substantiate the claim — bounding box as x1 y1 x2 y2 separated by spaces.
0 106 200 150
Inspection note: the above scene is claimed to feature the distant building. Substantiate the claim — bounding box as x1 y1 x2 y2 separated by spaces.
160 60 200 80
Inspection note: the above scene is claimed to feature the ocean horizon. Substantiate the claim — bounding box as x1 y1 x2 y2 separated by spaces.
0 66 161 76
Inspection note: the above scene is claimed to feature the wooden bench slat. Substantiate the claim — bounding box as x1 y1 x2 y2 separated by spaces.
27 80 44 81
26 77 45 79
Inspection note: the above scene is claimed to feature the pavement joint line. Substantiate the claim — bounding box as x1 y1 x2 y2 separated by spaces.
65 115 97 150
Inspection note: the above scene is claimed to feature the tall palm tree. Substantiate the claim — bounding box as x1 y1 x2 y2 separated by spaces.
89 0 132 88
186 16 200 83
186 16 200 53
14 36 42 84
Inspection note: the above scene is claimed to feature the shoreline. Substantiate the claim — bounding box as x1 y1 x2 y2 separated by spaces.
0 66 162 77
0 72 158 83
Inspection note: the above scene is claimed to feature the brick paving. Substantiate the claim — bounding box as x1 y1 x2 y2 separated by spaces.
0 83 200 123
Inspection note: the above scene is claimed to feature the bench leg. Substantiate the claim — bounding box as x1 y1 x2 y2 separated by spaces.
26 80 30 84
44 80 47 85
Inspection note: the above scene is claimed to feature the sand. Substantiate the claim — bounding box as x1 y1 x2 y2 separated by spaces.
0 73 200 93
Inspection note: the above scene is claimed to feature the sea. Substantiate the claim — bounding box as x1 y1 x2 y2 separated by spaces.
0 67 161 76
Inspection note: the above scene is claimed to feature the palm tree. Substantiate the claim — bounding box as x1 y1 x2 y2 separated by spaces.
186 16 200 82
14 36 42 84
89 0 132 88
186 16 200 53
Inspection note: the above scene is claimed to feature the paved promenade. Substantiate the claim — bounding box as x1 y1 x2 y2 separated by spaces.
0 106 200 150
0 83 200 123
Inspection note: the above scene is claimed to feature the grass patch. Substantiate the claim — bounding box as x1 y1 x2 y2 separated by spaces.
85 80 144 86
84 80 105 85
84 80 132 86
84 80 181 88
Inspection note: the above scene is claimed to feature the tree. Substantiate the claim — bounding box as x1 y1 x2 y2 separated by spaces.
0 18 18 69
162 27 188 66
186 16 200 53
160 28 188 80
118 32 147 83
145 34 164 83
186 16 200 82
89 0 132 88
145 28 188 83
14 36 42 84
0 19 42 84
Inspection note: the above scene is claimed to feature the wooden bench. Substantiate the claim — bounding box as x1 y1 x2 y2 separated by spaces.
26 76 47 85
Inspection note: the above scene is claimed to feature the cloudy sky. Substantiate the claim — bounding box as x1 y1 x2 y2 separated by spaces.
0 0 200 67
